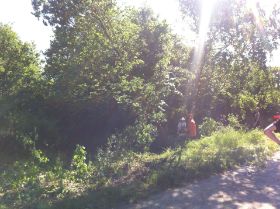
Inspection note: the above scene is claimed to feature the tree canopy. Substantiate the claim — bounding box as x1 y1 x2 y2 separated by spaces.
179 0 280 120
0 0 279 153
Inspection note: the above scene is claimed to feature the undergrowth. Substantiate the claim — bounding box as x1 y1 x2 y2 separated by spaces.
0 128 278 209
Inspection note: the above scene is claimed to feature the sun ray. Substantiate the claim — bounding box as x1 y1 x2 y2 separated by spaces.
247 0 265 33
192 0 216 72
190 0 217 111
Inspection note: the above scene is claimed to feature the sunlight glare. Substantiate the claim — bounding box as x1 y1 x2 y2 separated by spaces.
247 0 264 33
192 0 216 72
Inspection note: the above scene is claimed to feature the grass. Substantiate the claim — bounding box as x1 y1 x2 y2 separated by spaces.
0 127 278 209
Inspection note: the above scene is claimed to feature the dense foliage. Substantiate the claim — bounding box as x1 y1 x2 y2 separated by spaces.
0 0 278 152
29 0 194 151
0 24 45 151
0 0 280 208
0 128 278 209
180 0 280 121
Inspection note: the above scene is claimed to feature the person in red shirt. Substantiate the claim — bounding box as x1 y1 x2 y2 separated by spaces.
187 113 197 139
272 112 280 120
264 114 280 145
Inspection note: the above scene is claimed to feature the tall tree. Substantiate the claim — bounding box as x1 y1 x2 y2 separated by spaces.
0 23 43 142
179 0 280 121
32 0 193 150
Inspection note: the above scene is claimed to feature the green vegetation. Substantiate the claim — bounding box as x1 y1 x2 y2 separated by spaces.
0 128 278 209
1 0 280 208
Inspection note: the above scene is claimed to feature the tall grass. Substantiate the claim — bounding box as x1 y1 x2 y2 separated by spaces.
180 128 276 175
0 128 278 209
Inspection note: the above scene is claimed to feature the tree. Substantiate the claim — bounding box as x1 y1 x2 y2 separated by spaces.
0 23 43 144
270 66 280 89
179 0 280 122
32 0 193 150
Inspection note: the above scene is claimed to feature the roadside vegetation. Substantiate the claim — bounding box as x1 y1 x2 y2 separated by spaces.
1 0 280 208
0 126 278 209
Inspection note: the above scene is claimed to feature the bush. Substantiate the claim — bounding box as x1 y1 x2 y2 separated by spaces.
227 114 243 130
199 117 223 136
99 120 156 157
0 129 278 209
71 145 89 178
180 128 277 174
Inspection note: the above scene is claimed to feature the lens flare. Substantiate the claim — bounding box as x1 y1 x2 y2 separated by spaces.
192 0 216 73
247 0 264 33
190 0 217 111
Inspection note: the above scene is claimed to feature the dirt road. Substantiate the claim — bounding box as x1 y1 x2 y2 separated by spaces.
123 151 280 209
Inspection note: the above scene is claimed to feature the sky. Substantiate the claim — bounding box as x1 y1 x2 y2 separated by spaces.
0 0 53 53
0 0 279 66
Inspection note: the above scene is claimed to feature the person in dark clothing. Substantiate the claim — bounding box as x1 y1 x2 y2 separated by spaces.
264 119 280 145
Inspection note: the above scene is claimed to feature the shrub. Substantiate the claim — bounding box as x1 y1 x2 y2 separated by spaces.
199 117 223 136
0 129 278 209
227 114 243 130
110 120 156 153
71 145 89 178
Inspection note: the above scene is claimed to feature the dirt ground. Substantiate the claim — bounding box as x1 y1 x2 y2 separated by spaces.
121 151 280 209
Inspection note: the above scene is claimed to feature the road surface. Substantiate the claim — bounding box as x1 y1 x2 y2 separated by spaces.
122 151 280 209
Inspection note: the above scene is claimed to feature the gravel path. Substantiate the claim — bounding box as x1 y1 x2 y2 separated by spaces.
122 151 280 209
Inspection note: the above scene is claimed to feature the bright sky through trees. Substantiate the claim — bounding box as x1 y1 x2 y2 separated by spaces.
0 0 279 66
0 0 53 53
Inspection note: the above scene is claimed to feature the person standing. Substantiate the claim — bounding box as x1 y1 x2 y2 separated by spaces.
264 115 280 145
177 117 187 137
187 113 197 139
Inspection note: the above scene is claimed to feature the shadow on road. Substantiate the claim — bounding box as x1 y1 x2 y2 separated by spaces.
124 153 280 209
